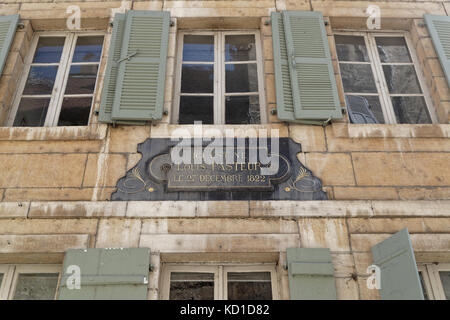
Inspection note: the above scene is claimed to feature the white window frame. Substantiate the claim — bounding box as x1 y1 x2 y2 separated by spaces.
7 31 106 127
0 264 61 300
419 263 450 300
173 30 267 124
334 31 437 124
160 263 279 300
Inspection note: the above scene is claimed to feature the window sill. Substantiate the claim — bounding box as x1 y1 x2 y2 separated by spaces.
332 123 450 138
0 124 107 141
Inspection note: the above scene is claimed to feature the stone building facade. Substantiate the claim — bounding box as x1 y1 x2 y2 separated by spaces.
0 0 449 300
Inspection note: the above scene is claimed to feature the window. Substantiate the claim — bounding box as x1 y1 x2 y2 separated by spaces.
8 32 104 127
173 31 266 125
161 264 278 300
0 264 61 300
334 32 436 124
418 263 450 300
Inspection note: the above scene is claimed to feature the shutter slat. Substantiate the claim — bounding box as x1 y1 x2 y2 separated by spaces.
371 228 424 300
58 248 151 300
112 10 170 121
424 14 450 88
0 14 19 76
287 248 337 300
282 11 342 121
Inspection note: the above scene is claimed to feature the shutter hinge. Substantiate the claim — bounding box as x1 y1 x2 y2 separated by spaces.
116 50 139 64
94 110 99 116
170 20 175 27
341 107 347 114
264 19 271 26
149 264 155 272
322 117 332 127
324 21 329 26
17 22 25 29
163 110 168 116
270 108 277 115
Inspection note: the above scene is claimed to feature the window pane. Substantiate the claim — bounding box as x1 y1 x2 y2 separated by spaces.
439 271 450 300
32 37 65 63
181 64 214 93
169 272 214 300
226 63 258 93
227 272 272 300
376 37 412 63
347 95 385 124
334 35 369 62
179 96 214 124
23 66 58 95
225 35 256 62
13 98 50 127
382 65 422 94
13 273 58 300
183 35 214 62
225 95 260 124
65 65 99 94
418 272 429 300
339 64 377 93
392 96 431 124
72 36 104 63
57 97 92 126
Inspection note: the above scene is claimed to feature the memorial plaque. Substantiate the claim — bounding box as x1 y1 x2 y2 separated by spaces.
111 138 327 201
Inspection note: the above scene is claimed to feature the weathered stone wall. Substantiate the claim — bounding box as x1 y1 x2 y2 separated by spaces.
0 1 449 202
0 1 449 300
1 200 450 299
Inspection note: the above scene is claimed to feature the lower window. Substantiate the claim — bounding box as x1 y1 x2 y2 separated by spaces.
0 264 61 300
418 263 450 300
161 264 278 300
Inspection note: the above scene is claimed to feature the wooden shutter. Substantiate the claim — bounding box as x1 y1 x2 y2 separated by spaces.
58 248 151 300
0 14 19 76
272 11 342 124
287 248 337 300
98 13 127 123
371 228 424 300
111 10 170 122
424 14 450 88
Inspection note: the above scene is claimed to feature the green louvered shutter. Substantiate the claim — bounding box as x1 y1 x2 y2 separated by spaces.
0 14 19 76
58 248 150 300
287 248 337 300
111 10 169 121
271 12 296 122
424 14 450 88
371 228 424 300
98 13 127 123
272 11 342 124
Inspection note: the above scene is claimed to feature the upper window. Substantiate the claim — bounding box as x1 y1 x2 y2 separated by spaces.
161 264 278 300
419 263 450 300
0 264 61 300
173 31 266 125
335 32 436 124
8 32 104 127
